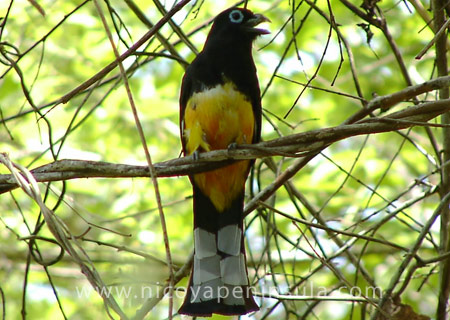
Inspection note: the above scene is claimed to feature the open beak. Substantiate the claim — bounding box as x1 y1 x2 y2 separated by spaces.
245 13 271 35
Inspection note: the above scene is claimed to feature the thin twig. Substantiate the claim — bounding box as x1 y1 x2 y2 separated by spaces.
93 1 175 318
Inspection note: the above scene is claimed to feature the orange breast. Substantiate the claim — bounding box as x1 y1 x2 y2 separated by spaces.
183 82 255 212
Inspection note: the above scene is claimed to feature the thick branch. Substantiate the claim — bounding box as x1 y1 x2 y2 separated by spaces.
1 98 449 194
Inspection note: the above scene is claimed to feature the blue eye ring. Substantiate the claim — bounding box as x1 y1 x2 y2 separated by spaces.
229 10 244 23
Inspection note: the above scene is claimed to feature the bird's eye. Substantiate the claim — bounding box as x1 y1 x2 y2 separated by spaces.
229 10 244 24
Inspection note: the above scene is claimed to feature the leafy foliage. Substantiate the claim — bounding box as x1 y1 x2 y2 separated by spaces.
0 0 448 319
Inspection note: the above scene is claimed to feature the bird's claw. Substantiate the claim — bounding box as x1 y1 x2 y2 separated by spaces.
227 142 238 151
192 150 200 161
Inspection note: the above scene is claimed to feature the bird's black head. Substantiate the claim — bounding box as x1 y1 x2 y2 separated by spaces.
205 7 270 47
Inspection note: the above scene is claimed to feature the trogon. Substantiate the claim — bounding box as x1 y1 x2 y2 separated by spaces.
178 7 269 316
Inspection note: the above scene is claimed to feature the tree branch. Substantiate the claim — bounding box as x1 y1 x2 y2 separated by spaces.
1 97 449 194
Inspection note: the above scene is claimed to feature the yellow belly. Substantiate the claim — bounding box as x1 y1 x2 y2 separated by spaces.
183 82 255 212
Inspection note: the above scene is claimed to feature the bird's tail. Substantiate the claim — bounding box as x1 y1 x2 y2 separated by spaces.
178 185 259 316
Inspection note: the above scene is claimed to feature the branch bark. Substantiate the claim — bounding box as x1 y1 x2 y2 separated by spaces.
1 97 449 194
434 0 450 319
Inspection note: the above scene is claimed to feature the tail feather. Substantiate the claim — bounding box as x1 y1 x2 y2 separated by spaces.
220 254 248 285
218 224 242 256
178 186 259 316
193 253 221 284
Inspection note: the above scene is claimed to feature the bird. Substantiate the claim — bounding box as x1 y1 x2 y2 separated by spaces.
178 7 269 317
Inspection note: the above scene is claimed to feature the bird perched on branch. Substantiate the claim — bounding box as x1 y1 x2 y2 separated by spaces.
178 7 269 317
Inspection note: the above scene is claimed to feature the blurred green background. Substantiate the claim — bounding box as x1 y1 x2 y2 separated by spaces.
0 0 444 319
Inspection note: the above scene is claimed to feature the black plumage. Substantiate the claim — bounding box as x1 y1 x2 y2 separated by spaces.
179 7 269 316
